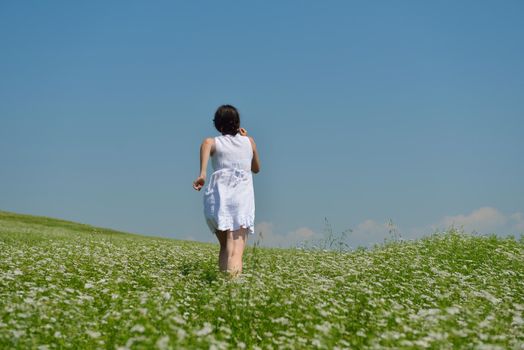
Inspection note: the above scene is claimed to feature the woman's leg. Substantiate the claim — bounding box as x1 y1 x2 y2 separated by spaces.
226 228 248 276
215 230 228 272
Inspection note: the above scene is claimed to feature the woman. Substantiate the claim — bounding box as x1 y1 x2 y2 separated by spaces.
193 105 261 276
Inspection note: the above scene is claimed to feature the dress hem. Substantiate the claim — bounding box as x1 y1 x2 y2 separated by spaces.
205 216 255 235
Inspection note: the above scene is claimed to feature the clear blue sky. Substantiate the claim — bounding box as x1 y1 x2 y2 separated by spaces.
1 1 523 247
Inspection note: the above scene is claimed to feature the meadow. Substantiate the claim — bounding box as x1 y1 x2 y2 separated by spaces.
0 210 523 349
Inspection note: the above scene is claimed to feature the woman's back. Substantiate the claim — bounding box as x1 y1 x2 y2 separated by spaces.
211 134 253 172
204 133 255 235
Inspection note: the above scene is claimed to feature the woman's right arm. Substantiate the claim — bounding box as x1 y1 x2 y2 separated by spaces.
193 138 214 191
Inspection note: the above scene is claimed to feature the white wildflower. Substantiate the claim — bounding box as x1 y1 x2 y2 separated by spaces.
452 329 468 337
194 322 213 336
476 344 504 350
130 324 145 333
319 309 330 317
155 335 169 350
86 330 101 339
177 328 187 340
311 339 322 347
172 315 186 325
12 330 25 338
445 306 460 315
514 303 524 311
314 322 332 334
473 290 501 305
272 317 289 325
413 339 430 348
512 315 524 326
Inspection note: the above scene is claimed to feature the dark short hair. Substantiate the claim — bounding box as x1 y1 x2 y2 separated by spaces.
213 105 240 136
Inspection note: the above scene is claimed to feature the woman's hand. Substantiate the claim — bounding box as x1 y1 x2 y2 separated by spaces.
239 128 248 136
193 175 205 191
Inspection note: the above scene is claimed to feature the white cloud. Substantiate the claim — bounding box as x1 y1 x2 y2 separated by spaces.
253 219 396 249
439 207 507 232
510 212 524 231
408 207 524 239
292 227 316 239
355 208 524 247
250 207 523 249
348 219 391 248
357 219 385 232
253 221 318 248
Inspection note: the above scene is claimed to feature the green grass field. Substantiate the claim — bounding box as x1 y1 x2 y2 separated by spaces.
0 210 523 349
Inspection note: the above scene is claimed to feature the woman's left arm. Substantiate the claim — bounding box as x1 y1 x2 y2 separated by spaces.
239 129 260 174
193 138 214 191
249 137 260 174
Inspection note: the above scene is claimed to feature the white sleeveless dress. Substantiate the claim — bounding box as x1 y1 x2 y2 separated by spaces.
203 133 255 235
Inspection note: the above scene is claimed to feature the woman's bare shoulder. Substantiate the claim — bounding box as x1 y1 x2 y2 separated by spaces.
246 136 257 150
201 138 215 154
202 137 215 145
